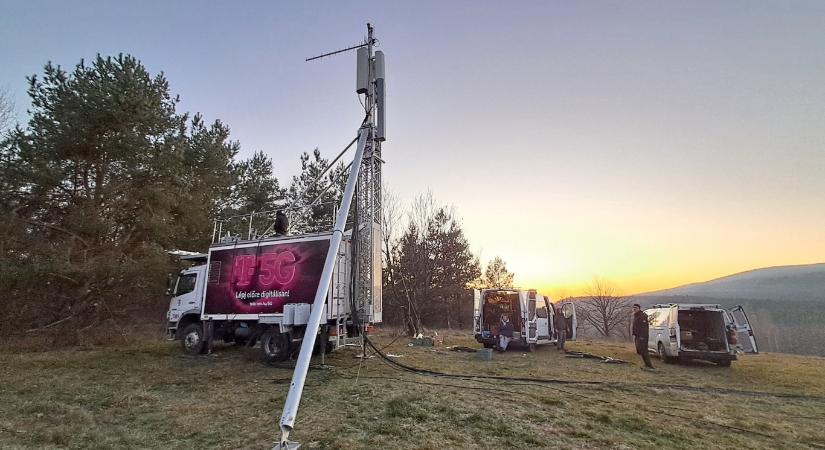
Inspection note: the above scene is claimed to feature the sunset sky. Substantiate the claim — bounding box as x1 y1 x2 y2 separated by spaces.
2 1 824 298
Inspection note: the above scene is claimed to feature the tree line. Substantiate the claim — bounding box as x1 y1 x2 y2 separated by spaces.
0 55 349 341
0 54 517 343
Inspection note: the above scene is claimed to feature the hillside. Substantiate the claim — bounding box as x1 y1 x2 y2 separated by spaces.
2 334 825 449
640 263 825 301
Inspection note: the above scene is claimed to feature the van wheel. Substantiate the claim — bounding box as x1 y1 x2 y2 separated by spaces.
658 342 674 364
527 343 536 352
718 360 732 367
181 323 207 355
261 330 291 365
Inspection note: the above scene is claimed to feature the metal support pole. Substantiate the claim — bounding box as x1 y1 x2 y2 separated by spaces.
275 126 370 450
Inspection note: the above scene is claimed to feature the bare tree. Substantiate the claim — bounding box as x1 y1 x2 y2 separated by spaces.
381 186 420 334
0 88 14 133
580 277 633 339
382 190 480 335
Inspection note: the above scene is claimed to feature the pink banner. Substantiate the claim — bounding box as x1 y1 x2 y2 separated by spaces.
203 237 331 315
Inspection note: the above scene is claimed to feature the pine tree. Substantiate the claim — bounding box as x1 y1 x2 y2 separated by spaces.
483 256 515 289
230 150 284 215
286 148 347 233
0 54 238 339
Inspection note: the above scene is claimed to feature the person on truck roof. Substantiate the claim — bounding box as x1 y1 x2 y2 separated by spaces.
632 304 655 370
274 210 289 236
497 315 514 352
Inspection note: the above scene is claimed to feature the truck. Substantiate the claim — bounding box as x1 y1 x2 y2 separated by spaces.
473 288 577 351
644 303 758 367
166 229 378 363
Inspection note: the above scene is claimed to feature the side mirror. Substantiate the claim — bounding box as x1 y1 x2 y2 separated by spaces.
166 287 173 296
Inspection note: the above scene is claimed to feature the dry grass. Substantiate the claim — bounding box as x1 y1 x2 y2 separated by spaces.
1 331 825 449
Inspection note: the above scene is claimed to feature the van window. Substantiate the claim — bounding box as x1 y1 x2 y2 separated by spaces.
656 310 670 327
648 310 668 327
175 274 197 296
536 306 548 318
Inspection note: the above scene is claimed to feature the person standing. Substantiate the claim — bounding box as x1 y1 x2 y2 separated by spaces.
632 304 655 370
554 306 567 352
497 315 514 352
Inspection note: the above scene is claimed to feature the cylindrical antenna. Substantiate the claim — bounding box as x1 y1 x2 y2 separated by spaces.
356 47 369 94
374 50 386 141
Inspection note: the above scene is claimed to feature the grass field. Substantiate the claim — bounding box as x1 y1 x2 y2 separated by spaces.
2 332 825 449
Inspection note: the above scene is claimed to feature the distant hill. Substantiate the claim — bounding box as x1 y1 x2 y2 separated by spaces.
639 263 825 302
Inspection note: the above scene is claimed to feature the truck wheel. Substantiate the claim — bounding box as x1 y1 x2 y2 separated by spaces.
261 330 290 365
181 323 207 355
718 360 732 367
658 342 674 364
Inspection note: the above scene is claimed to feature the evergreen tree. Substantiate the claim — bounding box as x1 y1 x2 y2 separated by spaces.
483 256 515 289
0 54 237 339
384 194 481 333
230 150 284 215
286 148 347 233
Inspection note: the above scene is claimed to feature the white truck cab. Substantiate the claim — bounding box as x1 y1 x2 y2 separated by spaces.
473 289 576 351
645 303 758 367
167 265 205 323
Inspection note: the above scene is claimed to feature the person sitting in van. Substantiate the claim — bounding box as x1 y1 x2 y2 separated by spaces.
726 324 738 348
497 315 514 352
632 304 655 370
555 306 567 352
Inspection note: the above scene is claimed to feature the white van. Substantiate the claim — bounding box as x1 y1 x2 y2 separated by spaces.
644 303 758 367
473 289 576 351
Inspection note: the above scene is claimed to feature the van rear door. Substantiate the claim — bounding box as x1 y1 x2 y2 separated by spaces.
668 304 681 350
473 289 482 334
727 305 758 353
560 302 577 341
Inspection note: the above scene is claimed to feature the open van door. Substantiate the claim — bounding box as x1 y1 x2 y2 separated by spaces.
727 305 758 354
526 291 538 342
473 289 482 334
668 304 680 350
560 302 577 341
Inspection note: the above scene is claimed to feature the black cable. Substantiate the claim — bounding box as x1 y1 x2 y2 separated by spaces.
374 332 406 353
369 338 780 439
363 335 825 402
357 375 536 400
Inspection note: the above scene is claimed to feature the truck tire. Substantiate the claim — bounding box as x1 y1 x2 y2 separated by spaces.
181 323 207 355
261 330 291 365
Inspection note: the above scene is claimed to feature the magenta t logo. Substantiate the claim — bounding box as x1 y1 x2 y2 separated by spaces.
233 254 257 286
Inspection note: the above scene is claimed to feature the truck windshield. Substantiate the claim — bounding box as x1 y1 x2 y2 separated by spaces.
175 274 197 296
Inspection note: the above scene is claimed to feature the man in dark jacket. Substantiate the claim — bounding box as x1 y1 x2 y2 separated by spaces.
632 304 654 369
497 315 514 352
273 210 289 236
554 307 567 352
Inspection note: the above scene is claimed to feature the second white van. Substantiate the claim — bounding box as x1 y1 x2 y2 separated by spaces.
644 303 757 367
